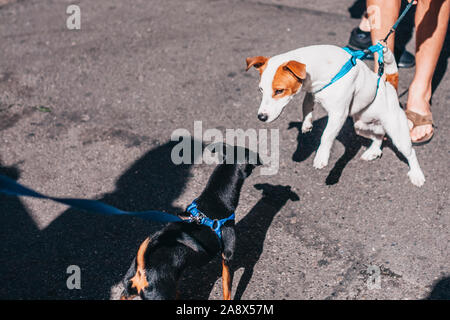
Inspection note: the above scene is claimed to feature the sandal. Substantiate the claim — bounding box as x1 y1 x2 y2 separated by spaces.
405 110 434 146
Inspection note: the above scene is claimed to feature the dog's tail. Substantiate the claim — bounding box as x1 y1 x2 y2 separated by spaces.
383 47 399 91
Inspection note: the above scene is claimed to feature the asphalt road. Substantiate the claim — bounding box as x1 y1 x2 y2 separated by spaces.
0 0 449 300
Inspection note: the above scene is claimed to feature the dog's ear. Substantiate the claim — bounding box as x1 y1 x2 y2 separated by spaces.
286 186 300 201
254 183 266 191
283 61 306 81
246 56 269 73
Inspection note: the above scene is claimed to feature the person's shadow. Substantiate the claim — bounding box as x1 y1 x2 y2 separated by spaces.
0 139 199 299
426 276 450 300
288 116 410 186
179 184 299 300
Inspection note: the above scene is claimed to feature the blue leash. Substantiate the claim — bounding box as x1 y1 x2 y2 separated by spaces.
0 174 182 222
0 174 234 243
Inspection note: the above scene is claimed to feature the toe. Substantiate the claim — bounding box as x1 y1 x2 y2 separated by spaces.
410 124 433 143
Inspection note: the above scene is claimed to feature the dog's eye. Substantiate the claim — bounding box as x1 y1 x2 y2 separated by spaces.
274 89 284 95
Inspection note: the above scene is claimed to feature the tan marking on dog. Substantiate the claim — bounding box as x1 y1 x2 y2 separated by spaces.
222 259 232 300
130 237 151 294
245 56 269 75
386 72 399 91
272 60 306 99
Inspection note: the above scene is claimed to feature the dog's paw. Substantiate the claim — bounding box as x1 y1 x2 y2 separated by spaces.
301 121 313 134
408 169 425 187
361 147 382 161
313 152 329 169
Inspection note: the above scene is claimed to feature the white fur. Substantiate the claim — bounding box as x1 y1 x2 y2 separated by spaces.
255 45 424 186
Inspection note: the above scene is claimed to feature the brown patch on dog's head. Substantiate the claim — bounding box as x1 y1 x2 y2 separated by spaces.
272 60 306 99
386 72 399 91
129 237 151 295
246 56 269 75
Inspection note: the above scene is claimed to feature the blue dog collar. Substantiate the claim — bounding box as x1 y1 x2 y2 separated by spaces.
186 200 235 242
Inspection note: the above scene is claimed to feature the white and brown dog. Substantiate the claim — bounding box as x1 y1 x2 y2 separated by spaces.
246 45 425 186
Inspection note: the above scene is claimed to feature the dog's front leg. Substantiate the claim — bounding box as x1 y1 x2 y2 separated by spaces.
221 259 232 300
314 105 349 169
301 92 315 133
221 226 235 300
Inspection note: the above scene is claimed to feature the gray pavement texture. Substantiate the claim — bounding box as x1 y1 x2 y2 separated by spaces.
0 0 449 300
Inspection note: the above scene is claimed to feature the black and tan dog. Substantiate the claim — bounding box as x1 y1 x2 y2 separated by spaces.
120 145 261 300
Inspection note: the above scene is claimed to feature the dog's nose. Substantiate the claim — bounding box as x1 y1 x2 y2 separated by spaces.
258 113 268 122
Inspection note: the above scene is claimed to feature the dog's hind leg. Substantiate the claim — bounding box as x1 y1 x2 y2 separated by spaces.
379 87 425 186
354 120 385 161
361 135 383 161
120 259 139 300
301 92 315 133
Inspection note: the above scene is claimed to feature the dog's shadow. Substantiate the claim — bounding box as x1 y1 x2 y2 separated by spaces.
289 117 366 185
425 276 450 300
0 163 43 299
288 117 409 185
179 183 299 300
0 139 199 299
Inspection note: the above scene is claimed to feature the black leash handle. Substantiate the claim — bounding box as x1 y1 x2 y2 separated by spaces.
382 1 415 43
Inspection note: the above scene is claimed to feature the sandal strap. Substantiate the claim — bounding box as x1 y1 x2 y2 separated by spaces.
405 110 433 128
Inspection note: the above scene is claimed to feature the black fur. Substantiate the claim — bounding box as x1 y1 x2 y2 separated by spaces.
120 145 261 300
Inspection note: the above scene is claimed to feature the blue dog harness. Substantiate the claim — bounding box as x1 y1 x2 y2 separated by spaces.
313 42 385 96
0 174 234 248
186 200 235 243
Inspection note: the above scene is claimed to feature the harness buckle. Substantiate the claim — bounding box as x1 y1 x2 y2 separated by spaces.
212 219 220 231
378 62 385 77
190 211 205 224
